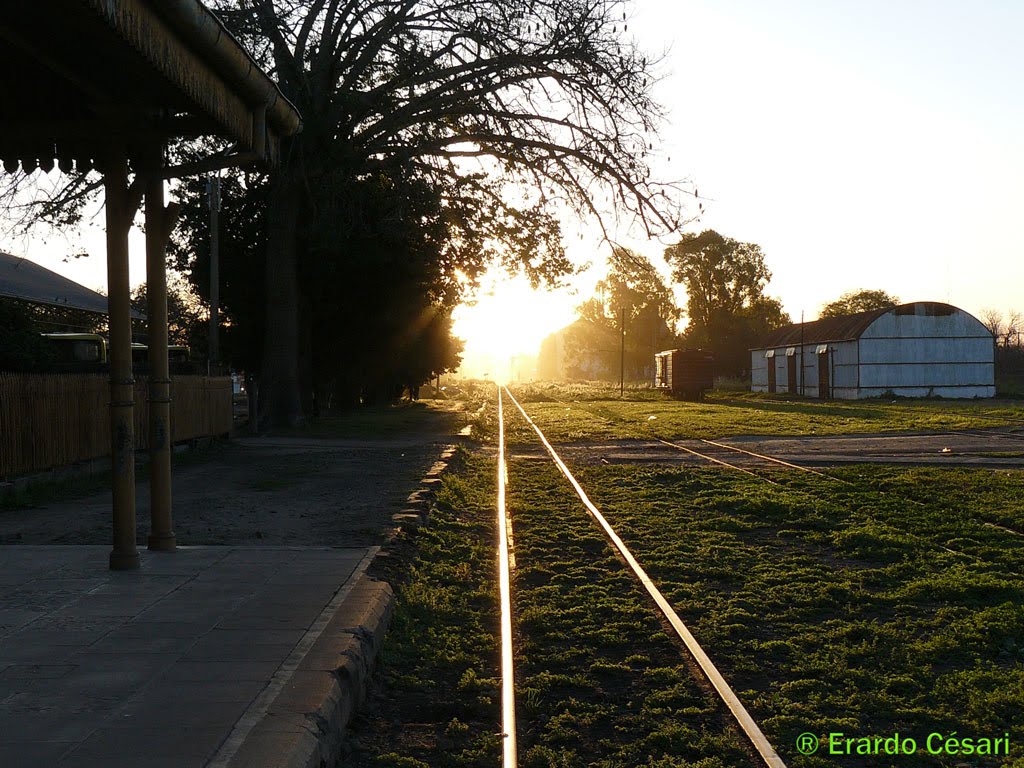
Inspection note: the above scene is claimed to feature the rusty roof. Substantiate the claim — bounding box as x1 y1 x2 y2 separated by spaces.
758 302 963 348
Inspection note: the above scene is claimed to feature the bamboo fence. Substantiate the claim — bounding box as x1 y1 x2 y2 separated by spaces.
0 373 233 479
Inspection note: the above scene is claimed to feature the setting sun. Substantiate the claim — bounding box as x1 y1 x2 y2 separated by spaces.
452 271 578 382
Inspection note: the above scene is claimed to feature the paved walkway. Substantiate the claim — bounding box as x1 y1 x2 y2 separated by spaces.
0 545 392 768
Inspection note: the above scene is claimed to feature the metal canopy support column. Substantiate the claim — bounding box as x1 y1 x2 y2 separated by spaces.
105 150 140 571
145 149 180 552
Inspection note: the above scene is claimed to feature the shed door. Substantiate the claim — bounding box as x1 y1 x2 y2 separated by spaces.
786 354 797 394
817 349 830 399
767 359 777 393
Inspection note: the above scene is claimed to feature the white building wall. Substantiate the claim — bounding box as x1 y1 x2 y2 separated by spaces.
750 305 995 399
856 309 994 397
829 341 859 398
750 350 768 391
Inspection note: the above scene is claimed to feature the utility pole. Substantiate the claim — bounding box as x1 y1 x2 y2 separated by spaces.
620 303 625 396
799 310 805 396
207 173 221 371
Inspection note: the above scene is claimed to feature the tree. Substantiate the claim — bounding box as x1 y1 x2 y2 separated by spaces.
5 1 685 425
0 299 55 371
207 0 683 426
819 289 900 318
572 246 680 380
980 308 1003 340
664 230 789 376
980 308 1023 349
130 278 206 349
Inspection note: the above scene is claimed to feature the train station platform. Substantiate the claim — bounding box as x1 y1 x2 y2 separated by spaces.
0 545 392 768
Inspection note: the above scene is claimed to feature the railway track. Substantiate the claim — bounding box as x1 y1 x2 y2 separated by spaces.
496 385 786 768
535 392 1024 544
492 386 1024 766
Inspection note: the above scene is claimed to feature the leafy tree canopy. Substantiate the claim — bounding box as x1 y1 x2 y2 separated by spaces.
541 247 679 382
130 278 206 349
819 288 900 318
664 230 789 376
0 299 54 372
3 0 688 424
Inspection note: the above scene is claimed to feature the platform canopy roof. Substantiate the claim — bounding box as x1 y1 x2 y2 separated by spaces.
0 251 143 318
0 0 301 174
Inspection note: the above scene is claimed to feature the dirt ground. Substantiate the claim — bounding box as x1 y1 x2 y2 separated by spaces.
0 412 459 547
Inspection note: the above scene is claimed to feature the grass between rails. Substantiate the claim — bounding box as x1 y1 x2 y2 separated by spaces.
344 445 755 768
559 461 1024 768
498 383 1024 443
506 459 754 768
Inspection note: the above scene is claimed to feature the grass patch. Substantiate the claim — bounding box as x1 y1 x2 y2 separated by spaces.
549 460 1024 767
503 383 1024 443
273 399 464 440
507 460 752 767
344 450 502 767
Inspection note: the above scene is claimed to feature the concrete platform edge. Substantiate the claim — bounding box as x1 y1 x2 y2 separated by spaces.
222 575 394 768
219 442 458 768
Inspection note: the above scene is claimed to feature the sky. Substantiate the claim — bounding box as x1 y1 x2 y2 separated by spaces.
4 1 1024 371
455 0 1024 374
637 0 1024 320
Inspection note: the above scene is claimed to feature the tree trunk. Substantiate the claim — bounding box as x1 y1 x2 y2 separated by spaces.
259 172 305 430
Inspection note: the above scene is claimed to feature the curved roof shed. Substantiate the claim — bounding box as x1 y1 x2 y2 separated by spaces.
751 302 995 400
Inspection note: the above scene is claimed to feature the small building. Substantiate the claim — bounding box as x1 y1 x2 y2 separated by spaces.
654 348 714 400
750 302 995 399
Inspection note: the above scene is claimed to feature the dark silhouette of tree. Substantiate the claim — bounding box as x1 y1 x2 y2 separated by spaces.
170 166 466 408
0 299 55 371
819 288 900 318
130 279 206 348
664 230 789 376
4 1 686 425
209 0 684 426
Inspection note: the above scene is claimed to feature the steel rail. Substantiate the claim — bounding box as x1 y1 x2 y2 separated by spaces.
948 428 1024 443
697 438 850 483
653 437 773 483
496 386 518 767
503 387 787 768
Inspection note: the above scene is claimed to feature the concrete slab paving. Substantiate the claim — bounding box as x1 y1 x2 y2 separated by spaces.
0 544 391 768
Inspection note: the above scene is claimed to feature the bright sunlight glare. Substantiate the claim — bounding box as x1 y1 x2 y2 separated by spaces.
452 271 577 383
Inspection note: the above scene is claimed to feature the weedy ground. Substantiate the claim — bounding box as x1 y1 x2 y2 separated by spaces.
343 449 503 768
348 384 1024 767
494 382 1024 443
550 461 1024 768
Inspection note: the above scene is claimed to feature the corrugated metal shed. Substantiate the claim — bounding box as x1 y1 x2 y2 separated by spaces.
763 302 958 347
751 302 995 400
763 307 892 346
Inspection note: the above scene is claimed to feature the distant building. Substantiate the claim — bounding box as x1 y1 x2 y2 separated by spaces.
0 251 145 328
1 251 110 316
537 319 617 381
750 302 995 399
